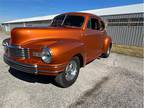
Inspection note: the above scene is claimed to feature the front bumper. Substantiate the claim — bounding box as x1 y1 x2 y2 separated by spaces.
4 55 66 75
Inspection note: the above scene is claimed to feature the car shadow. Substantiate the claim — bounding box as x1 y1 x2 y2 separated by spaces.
9 68 58 86
68 76 109 108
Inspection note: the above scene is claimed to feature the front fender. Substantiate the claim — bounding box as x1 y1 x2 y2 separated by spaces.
49 39 85 64
22 38 86 65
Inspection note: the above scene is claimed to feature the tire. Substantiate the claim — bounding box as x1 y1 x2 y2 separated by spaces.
55 56 80 88
101 44 112 58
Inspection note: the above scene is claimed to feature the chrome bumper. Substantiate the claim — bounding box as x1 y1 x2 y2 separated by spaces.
3 56 65 75
4 56 38 74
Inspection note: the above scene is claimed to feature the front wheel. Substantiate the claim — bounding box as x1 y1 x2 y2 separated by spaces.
55 56 80 88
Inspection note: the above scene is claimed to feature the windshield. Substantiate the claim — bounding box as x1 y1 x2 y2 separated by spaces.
51 14 85 28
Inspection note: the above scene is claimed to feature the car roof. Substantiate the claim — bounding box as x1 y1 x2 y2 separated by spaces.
61 12 102 20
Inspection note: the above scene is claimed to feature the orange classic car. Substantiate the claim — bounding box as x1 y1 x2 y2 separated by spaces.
3 12 112 87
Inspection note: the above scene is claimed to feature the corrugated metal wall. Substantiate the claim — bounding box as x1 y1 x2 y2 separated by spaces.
5 20 52 31
101 13 143 46
25 20 51 27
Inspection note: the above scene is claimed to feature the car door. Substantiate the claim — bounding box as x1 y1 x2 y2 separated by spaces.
83 17 103 62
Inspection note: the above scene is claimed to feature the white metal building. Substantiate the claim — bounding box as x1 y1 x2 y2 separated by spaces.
1 3 144 46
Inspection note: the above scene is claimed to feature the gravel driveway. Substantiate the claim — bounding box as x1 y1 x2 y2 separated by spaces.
0 32 143 108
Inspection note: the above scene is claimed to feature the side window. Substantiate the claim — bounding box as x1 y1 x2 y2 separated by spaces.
87 18 100 30
100 21 105 31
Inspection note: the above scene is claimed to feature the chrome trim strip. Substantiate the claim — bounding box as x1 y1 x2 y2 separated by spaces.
38 64 66 69
38 70 62 73
6 44 23 49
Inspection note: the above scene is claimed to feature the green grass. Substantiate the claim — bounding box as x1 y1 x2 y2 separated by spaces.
112 44 144 58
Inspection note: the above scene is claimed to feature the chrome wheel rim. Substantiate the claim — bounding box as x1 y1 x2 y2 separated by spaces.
65 60 77 81
107 47 111 55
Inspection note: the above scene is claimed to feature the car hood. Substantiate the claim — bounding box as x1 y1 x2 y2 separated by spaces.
21 38 84 55
10 27 82 45
22 38 60 49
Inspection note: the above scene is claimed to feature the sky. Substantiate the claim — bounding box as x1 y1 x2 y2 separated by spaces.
0 0 143 22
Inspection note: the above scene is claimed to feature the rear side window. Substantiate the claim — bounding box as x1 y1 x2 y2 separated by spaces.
87 18 100 30
100 21 105 31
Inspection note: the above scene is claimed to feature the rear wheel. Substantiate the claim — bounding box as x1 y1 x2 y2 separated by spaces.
55 56 80 88
101 44 112 58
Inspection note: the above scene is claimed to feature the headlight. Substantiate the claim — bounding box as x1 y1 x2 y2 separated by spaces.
41 47 52 63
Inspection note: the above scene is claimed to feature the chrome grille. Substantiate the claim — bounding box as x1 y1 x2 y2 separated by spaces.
4 45 29 58
8 47 29 58
2 39 29 58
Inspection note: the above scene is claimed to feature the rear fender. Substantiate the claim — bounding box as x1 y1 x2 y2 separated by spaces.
103 37 112 53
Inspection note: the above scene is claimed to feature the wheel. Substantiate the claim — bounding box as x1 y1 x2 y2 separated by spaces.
55 56 80 88
101 44 112 58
